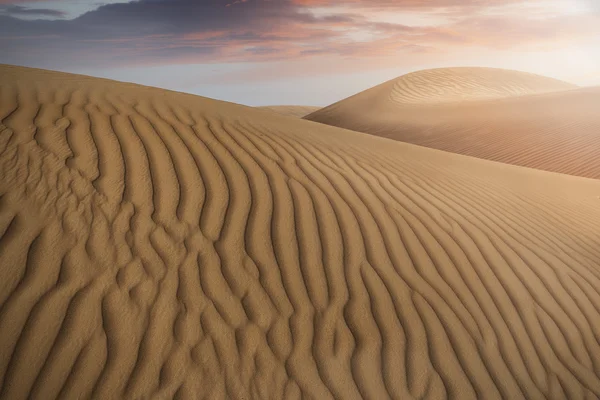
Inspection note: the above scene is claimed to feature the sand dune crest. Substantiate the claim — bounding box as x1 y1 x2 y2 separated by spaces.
1 64 600 399
386 67 576 104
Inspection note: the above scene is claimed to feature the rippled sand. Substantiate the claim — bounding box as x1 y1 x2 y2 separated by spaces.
1 65 600 399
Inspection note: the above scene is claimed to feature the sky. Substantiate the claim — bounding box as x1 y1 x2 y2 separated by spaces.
1 0 599 106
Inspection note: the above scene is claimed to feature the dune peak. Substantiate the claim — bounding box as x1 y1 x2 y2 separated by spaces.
387 67 576 105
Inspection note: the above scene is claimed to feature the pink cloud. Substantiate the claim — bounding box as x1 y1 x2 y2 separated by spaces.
0 0 598 71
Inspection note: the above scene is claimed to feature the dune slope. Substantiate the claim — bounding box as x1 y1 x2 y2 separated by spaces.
305 68 600 179
257 106 320 118
1 65 600 399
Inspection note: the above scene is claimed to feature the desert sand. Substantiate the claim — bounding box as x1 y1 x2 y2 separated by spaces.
306 67 600 179
258 106 321 118
1 64 600 399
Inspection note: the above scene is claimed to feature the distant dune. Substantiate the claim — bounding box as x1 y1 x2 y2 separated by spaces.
258 105 321 118
378 67 576 105
2 64 600 399
305 68 600 179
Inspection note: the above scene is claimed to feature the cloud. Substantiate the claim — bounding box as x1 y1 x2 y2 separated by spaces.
0 4 67 17
0 0 598 70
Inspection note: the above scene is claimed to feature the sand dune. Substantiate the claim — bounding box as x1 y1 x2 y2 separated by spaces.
1 64 600 399
305 68 600 179
258 106 321 118
379 67 576 105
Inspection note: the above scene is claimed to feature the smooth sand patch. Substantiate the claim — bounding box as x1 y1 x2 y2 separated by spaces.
1 64 600 399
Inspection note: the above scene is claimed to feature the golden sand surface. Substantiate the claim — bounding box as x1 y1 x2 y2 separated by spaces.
1 65 600 399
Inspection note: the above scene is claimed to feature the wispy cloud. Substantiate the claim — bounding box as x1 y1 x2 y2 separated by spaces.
0 3 66 18
0 0 598 77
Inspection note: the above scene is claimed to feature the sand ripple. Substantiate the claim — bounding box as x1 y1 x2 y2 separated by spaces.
1 65 600 399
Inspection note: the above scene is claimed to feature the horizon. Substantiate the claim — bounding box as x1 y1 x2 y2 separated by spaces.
2 0 599 106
